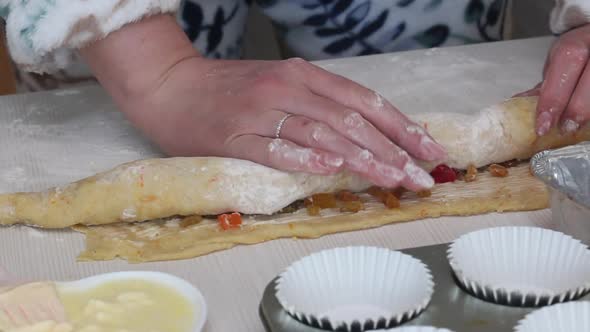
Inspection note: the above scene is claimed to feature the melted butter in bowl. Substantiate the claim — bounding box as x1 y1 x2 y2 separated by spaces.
55 271 207 332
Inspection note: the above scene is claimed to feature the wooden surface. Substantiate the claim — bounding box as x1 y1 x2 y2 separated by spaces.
0 37 555 331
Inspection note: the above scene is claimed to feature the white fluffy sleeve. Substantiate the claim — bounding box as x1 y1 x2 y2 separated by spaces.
550 0 590 34
3 0 180 73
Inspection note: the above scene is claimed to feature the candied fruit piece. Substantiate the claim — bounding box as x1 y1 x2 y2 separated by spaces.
464 164 478 182
384 193 400 209
311 193 337 209
340 201 364 213
218 212 242 230
430 164 457 183
489 164 509 177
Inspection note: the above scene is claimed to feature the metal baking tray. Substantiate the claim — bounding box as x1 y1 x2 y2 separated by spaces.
259 243 590 332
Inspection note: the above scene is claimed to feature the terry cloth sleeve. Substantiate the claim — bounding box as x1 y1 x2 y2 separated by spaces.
550 0 590 34
1 0 180 74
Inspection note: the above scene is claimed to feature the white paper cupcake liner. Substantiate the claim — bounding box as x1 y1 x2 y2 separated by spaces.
448 226 590 307
375 326 455 332
515 301 590 332
275 246 434 332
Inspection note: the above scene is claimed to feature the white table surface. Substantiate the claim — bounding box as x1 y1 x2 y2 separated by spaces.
0 37 555 331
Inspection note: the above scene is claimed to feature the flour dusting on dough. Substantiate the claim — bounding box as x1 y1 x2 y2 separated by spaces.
410 103 508 168
218 158 369 215
121 207 137 221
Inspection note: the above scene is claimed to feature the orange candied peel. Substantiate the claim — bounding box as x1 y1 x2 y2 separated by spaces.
488 164 509 177
218 212 242 230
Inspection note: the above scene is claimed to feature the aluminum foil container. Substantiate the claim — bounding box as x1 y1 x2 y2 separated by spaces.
531 141 590 245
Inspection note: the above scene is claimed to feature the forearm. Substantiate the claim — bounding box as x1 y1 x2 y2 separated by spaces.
80 14 199 104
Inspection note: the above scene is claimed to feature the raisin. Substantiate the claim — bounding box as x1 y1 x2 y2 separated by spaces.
179 215 203 228
464 164 478 182
367 187 400 208
311 193 337 209
336 190 360 202
417 190 432 198
384 193 400 209
489 164 509 177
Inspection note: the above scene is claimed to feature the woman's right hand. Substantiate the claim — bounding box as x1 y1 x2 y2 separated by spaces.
81 15 446 191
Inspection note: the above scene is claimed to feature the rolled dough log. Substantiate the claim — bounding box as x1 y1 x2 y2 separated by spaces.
0 97 588 228
76 164 549 262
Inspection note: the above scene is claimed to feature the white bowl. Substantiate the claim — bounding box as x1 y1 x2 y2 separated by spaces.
515 301 590 332
276 246 434 331
57 271 207 332
448 226 590 306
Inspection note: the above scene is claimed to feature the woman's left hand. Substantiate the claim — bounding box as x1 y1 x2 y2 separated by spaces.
517 24 590 136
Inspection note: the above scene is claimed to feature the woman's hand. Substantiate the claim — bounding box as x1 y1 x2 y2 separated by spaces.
518 24 590 135
81 15 446 191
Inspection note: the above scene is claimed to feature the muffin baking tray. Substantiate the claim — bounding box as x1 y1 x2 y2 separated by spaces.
259 242 590 332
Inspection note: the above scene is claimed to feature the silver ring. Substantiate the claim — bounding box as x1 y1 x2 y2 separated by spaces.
275 114 294 139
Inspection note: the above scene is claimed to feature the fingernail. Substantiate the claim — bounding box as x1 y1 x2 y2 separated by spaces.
536 112 552 136
403 162 434 188
321 155 344 168
561 119 580 134
421 137 447 161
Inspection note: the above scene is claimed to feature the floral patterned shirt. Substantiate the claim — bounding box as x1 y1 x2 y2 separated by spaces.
0 0 588 90
178 0 509 60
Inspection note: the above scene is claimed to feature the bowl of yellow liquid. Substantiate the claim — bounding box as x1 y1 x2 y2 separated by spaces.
0 271 207 332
